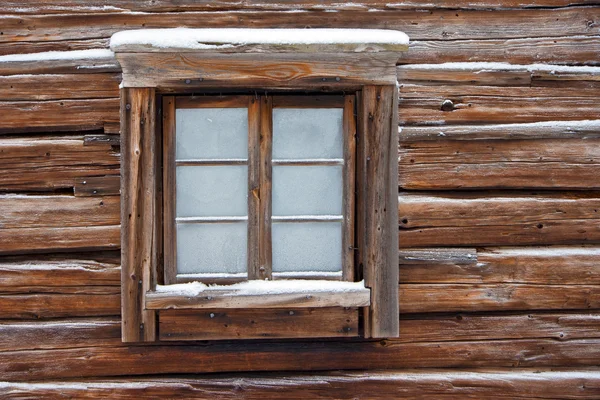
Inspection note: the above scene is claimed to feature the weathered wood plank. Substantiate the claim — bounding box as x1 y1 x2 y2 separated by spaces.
0 318 121 352
0 290 120 319
0 136 119 191
0 99 120 134
0 195 119 229
0 226 120 255
398 138 600 189
2 8 599 43
399 121 600 141
404 36 600 65
120 87 157 342
0 257 120 289
73 175 120 197
400 284 600 313
400 246 600 285
1 339 600 381
159 308 359 340
0 53 119 75
398 192 600 247
1 369 599 399
399 312 600 344
0 74 119 101
398 85 600 125
358 86 399 338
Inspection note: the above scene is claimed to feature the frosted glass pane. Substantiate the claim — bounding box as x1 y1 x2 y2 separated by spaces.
272 222 342 273
273 166 342 216
273 108 343 159
176 166 247 217
176 108 248 160
176 222 247 274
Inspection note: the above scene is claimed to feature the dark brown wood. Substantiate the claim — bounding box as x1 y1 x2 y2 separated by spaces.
342 95 356 281
1 369 600 399
359 86 399 338
159 308 359 340
247 96 262 280
398 192 600 247
74 175 120 197
0 55 120 75
272 95 346 108
259 96 273 281
0 73 119 100
2 338 600 381
84 134 121 146
176 95 249 108
400 283 600 313
162 96 177 285
399 138 600 189
400 246 600 285
0 136 119 191
0 98 119 134
120 87 157 342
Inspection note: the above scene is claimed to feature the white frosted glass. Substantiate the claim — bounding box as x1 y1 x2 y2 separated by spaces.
176 166 247 217
176 108 248 160
272 166 342 216
272 108 343 160
272 222 342 273
176 222 247 274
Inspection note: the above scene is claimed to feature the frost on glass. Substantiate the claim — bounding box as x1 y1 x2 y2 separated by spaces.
176 166 248 217
176 222 247 274
272 222 342 273
272 108 343 160
176 108 248 160
272 166 342 216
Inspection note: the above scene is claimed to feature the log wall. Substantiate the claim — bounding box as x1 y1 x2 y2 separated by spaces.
0 1 599 398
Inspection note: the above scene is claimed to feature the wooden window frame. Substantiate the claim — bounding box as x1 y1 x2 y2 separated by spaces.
115 31 404 343
162 94 356 285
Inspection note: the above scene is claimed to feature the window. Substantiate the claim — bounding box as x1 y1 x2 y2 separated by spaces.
163 95 355 285
113 28 407 343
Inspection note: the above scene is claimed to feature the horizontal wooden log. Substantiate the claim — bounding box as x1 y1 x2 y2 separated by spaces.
0 74 119 101
0 136 119 191
398 192 600 247
0 317 121 352
400 283 600 313
159 308 359 340
398 84 600 125
0 38 110 58
398 138 600 189
399 312 600 343
2 8 599 44
1 338 600 381
0 98 120 134
0 257 120 289
400 246 600 285
1 369 599 399
0 195 119 229
0 225 120 255
399 120 600 141
404 36 600 65
0 290 120 319
3 1 599 13
73 175 120 197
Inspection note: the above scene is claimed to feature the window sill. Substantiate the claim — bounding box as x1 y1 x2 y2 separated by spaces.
145 280 370 310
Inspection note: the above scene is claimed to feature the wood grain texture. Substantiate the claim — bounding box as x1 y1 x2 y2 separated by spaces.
400 246 600 285
259 96 273 281
73 175 120 197
0 136 119 191
159 308 359 340
161 96 176 285
0 74 119 101
1 369 599 399
398 84 600 125
358 86 399 338
247 96 262 280
120 87 157 342
398 138 600 189
0 54 119 75
1 338 600 381
398 192 600 247
0 99 119 134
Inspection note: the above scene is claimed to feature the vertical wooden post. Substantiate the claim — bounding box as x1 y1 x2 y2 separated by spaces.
121 87 157 342
162 96 176 285
247 96 263 280
343 95 357 282
358 86 399 338
258 96 273 280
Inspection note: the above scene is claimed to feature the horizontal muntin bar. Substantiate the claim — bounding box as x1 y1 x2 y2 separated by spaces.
176 159 247 166
272 158 344 166
176 216 248 223
272 215 343 222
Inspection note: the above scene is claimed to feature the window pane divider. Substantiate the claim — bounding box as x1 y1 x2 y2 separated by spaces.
272 159 344 166
272 215 343 222
176 159 248 166
176 216 248 223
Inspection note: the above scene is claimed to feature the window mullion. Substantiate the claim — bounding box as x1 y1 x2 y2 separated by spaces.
247 96 262 280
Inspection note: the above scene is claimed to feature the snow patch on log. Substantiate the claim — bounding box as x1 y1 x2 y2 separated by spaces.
0 49 115 63
398 62 600 74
